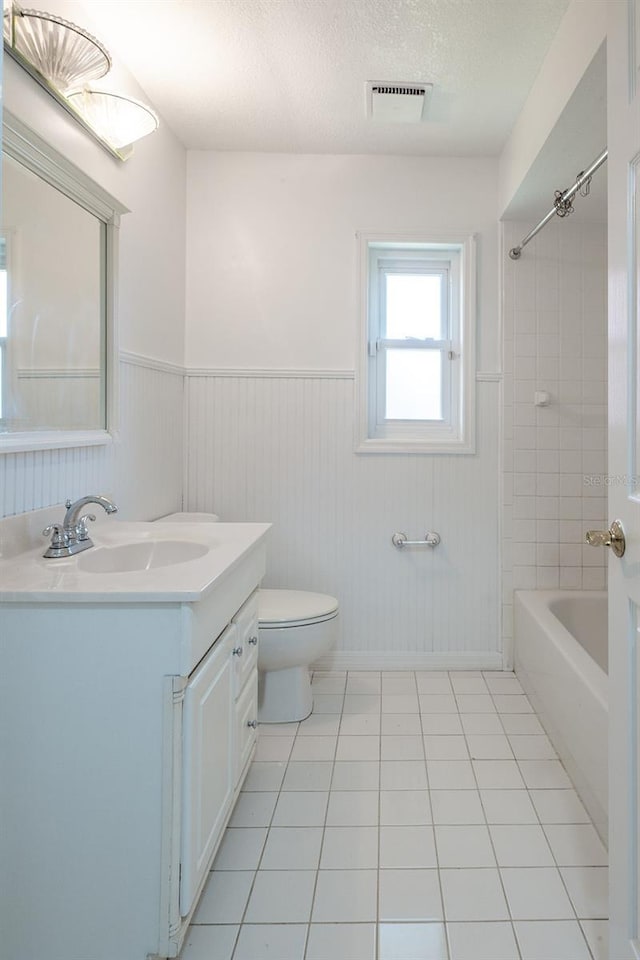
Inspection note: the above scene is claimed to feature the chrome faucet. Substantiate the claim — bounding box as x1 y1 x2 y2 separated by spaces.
42 495 118 558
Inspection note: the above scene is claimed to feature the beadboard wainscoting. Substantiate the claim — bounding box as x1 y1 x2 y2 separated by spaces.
0 354 184 521
185 371 502 670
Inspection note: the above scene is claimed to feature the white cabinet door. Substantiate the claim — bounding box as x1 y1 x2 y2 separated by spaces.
180 624 235 916
235 667 259 786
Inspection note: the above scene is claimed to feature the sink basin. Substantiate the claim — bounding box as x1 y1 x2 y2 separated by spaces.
77 540 209 574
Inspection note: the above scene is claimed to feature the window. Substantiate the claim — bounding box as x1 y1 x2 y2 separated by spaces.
0 237 7 422
357 233 476 453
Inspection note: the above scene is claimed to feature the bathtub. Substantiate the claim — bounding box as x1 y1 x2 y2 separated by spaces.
514 590 608 844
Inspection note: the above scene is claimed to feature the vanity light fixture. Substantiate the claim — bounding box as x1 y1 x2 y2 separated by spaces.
3 0 159 159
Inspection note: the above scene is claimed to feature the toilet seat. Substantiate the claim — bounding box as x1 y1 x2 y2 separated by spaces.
258 589 339 630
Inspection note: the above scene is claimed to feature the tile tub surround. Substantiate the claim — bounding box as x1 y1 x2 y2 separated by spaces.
180 670 607 960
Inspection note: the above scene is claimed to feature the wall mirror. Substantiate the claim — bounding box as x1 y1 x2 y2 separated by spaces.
0 110 127 453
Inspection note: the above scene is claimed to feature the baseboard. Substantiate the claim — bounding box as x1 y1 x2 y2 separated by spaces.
313 650 504 672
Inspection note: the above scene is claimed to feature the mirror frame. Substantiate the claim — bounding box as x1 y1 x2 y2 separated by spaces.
0 110 128 454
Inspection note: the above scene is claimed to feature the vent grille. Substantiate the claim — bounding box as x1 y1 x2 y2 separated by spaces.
371 85 426 97
365 81 433 122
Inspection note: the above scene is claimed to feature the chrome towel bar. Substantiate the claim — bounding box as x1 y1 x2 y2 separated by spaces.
392 532 441 548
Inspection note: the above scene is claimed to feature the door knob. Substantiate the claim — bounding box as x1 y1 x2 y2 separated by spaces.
586 519 626 558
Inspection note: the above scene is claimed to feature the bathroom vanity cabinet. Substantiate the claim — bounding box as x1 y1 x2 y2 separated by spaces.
0 518 269 960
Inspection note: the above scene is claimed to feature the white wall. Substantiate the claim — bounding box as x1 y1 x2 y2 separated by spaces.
0 50 187 520
502 218 608 651
185 153 502 665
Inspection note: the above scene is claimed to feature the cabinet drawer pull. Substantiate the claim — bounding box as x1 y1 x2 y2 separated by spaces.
248 636 258 646
232 646 244 657
247 719 258 729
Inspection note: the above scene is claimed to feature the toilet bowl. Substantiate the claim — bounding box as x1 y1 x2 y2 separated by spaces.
157 513 339 722
257 589 338 723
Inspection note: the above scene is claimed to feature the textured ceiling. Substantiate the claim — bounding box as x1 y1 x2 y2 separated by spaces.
72 0 571 156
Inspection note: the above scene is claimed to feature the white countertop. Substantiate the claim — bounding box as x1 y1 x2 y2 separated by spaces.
0 520 271 603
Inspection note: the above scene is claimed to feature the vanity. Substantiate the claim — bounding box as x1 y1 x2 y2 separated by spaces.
0 509 270 960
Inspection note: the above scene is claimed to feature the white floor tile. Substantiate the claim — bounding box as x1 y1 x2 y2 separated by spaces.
233 923 307 960
326 790 379 826
416 677 454 695
260 826 323 870
335 735 380 761
430 789 485 824
489 825 555 866
529 789 590 824
305 923 376 960
332 760 380 790
427 760 476 789
447 921 520 960
514 920 592 960
191 871 254 924
229 791 278 828
472 760 525 789
311 869 378 922
271 791 328 827
340 713 381 735
485 677 524 695
382 677 417 694
543 824 608 866
421 713 463 735
381 713 423 735
212 828 267 870
243 761 286 792
179 924 238 960
379 868 443 921
450 676 489 694
380 789 432 825
379 825 437 868
297 713 341 736
311 676 346 694
499 714 544 735
456 695 496 714
312 694 345 713
500 867 575 919
517 759 571 789
343 694 381 714
282 761 334 791
259 721 299 736
320 826 378 869
378 922 448 960
346 676 381 694
560 866 608 918
419 694 459 713
466 734 513 760
460 713 504 735
382 734 425 760
493 694 533 714
244 869 315 922
579 919 608 960
289 735 337 761
480 789 538 824
440 868 509 921
382 693 420 713
381 759 429 790
508 735 556 760
424 735 469 760
435 825 496 867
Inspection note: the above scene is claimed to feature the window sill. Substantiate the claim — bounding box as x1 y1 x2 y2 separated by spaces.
355 436 476 455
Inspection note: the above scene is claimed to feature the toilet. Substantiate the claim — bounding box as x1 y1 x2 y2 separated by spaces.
158 512 338 723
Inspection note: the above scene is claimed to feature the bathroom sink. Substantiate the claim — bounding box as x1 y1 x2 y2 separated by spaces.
77 539 209 573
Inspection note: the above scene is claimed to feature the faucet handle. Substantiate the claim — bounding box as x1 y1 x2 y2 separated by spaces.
42 523 70 548
76 514 96 542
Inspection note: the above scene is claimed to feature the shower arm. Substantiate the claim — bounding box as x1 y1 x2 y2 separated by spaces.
508 148 608 261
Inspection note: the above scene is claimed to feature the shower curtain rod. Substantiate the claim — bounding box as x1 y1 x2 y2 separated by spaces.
508 148 608 260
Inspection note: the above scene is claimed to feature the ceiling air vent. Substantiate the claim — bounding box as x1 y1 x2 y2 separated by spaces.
366 81 433 123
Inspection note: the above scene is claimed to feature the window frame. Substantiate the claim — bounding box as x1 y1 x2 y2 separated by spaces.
356 232 477 454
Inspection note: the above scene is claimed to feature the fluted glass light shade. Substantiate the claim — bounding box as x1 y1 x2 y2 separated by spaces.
67 89 159 149
11 8 110 94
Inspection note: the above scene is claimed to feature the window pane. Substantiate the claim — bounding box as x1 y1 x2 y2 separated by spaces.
385 273 442 339
385 349 442 420
0 271 7 338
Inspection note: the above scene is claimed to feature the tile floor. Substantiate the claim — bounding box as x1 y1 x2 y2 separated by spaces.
180 671 608 960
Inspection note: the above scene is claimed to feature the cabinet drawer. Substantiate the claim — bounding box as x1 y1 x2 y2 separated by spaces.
235 668 258 786
231 591 259 694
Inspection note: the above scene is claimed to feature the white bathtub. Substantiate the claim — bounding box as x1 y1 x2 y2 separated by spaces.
514 590 608 844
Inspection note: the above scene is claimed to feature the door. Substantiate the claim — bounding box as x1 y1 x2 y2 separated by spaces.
180 624 235 917
608 3 640 956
